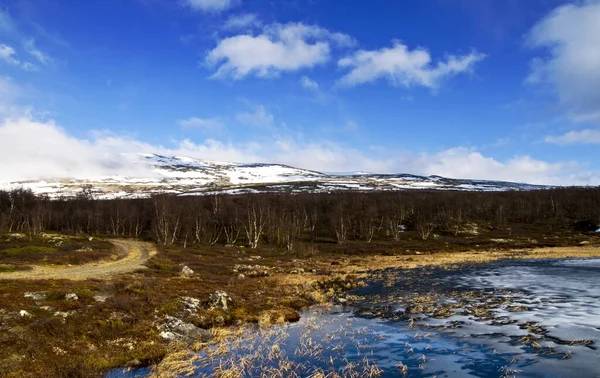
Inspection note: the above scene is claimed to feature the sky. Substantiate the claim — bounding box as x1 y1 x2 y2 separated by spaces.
0 0 599 185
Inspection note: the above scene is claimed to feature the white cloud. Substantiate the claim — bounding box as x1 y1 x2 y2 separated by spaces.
526 1 600 123
0 117 155 181
337 41 485 88
0 44 21 66
300 76 319 90
23 39 50 65
178 116 224 131
235 105 273 127
222 13 261 31
184 0 239 13
0 43 38 71
206 22 354 79
0 115 597 185
0 10 52 70
421 147 578 185
545 129 600 145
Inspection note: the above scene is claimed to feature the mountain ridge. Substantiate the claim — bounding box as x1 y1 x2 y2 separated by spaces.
0 153 548 199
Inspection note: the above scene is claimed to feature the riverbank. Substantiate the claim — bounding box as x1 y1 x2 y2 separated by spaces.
144 250 600 378
132 243 600 377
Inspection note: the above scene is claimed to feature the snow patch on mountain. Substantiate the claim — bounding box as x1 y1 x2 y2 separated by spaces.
0 153 547 199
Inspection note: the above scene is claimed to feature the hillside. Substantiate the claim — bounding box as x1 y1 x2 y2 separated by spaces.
0 153 545 198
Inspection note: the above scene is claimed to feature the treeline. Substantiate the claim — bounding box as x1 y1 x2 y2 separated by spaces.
1 188 599 249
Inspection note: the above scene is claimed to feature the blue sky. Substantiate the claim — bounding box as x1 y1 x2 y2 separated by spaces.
0 0 599 184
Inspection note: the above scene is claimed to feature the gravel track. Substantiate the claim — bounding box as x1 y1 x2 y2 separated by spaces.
0 239 157 280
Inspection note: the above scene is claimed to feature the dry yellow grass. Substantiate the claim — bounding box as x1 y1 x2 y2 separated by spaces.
151 342 198 378
323 245 600 277
270 245 600 288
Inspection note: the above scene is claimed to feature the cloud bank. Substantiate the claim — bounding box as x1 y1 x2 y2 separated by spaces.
0 116 596 186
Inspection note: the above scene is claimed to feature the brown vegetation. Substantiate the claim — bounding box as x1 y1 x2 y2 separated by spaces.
0 233 113 269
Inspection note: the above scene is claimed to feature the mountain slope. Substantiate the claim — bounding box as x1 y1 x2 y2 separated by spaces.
0 153 547 198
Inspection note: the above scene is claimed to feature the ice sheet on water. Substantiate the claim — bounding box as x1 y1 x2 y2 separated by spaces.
428 258 600 375
449 259 600 323
556 258 600 268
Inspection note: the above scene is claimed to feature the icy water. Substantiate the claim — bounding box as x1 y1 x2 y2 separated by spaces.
111 258 600 377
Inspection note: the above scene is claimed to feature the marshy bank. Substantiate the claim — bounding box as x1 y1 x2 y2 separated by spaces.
109 246 600 378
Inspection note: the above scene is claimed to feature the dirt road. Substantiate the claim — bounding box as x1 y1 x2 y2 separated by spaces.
0 239 157 280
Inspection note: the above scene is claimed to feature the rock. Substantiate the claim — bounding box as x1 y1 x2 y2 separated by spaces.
19 310 32 318
180 265 194 278
53 347 67 355
40 306 55 312
233 264 271 272
93 295 108 303
65 293 79 301
336 297 348 304
77 246 93 252
54 311 72 318
246 270 270 278
237 273 245 279
88 237 93 241
290 268 305 274
158 315 211 343
159 331 178 342
180 296 201 313
209 290 232 311
24 292 46 300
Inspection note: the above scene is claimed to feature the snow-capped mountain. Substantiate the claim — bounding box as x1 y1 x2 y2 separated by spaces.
1 153 547 199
